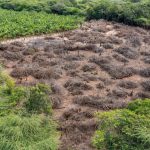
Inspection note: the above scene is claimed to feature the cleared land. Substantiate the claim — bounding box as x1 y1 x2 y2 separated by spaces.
0 20 150 150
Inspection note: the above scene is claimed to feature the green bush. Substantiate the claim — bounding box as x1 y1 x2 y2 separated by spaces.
0 0 85 16
128 99 150 116
0 114 59 150
0 67 26 106
0 69 15 95
25 84 52 114
93 99 150 150
86 0 150 28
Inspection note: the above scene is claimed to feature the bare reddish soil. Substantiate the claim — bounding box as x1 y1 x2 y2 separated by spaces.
0 20 150 150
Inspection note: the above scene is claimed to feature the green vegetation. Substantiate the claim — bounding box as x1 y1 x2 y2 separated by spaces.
0 8 83 39
0 0 87 15
93 99 150 150
0 114 59 150
86 0 150 28
25 84 52 114
0 0 149 39
0 67 59 150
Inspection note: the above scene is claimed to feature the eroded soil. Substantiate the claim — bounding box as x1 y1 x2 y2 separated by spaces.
0 20 150 150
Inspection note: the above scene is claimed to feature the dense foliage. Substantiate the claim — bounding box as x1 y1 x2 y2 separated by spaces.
0 67 59 150
0 8 83 39
0 114 59 150
86 0 150 28
93 99 150 150
0 0 88 15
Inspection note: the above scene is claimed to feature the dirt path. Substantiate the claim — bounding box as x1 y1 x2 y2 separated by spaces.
0 20 150 150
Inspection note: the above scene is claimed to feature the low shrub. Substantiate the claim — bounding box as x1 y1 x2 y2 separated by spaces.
93 99 150 150
0 66 15 95
0 0 86 16
25 84 52 114
86 0 150 28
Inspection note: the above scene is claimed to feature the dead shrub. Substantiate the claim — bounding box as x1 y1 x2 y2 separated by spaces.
32 68 61 79
62 62 79 71
48 59 61 66
32 53 56 66
143 36 150 44
81 73 99 82
142 56 150 64
64 79 92 94
96 82 105 89
103 43 113 49
115 46 139 59
108 36 123 44
63 108 94 121
141 80 150 92
89 56 111 65
140 51 150 56
107 88 128 98
78 44 104 53
73 96 127 110
0 44 7 51
66 70 79 77
23 48 37 55
11 67 33 78
65 54 85 61
113 54 129 63
2 51 23 61
53 49 65 55
71 90 83 95
51 95 62 109
82 64 97 72
11 41 24 47
99 63 136 79
7 44 25 52
51 82 62 94
126 35 141 47
133 92 150 99
139 68 150 78
99 77 113 85
32 53 54 62
77 120 98 133
44 45 54 52
117 81 138 89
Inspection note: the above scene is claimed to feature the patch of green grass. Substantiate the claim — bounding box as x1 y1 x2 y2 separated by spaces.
0 8 83 39
93 99 150 150
0 114 59 150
